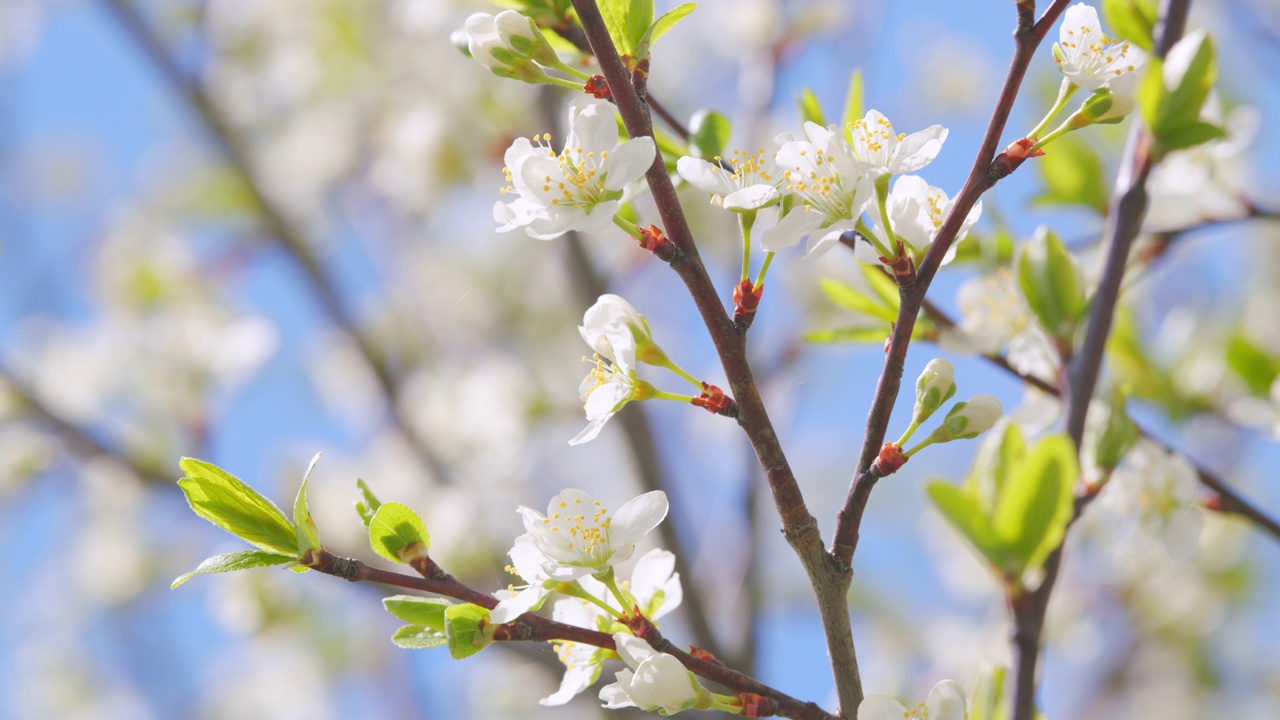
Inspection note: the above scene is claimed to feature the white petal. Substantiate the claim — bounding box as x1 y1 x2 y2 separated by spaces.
856 694 911 720
676 156 737 196
570 101 619 156
600 675 636 709
577 200 624 234
605 137 657 191
805 225 852 259
890 125 948 174
570 410 616 445
540 658 599 706
526 207 590 240
508 534 551 582
614 633 659 669
609 490 669 547
926 680 968 720
630 654 698 712
488 584 548 624
723 184 780 211
759 207 823 251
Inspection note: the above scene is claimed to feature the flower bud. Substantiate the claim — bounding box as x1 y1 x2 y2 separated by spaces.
494 10 559 67
928 394 1003 443
913 358 957 426
600 634 712 714
463 13 510 71
580 294 668 367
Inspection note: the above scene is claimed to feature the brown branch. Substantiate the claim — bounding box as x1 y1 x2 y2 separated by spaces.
830 0 1074 567
98 0 451 484
567 0 863 714
306 548 837 720
1010 4 1194 720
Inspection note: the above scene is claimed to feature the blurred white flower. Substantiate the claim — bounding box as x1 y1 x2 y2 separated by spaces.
573 326 640 445
495 100 655 240
858 679 966 720
1099 438 1202 559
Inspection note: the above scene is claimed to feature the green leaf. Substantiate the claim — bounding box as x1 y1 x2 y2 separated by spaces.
355 478 382 528
796 87 827 127
858 263 900 309
599 0 653 57
992 434 1078 578
1033 135 1108 214
293 453 323 554
950 226 1016 267
840 69 864 142
819 278 896 322
383 595 451 630
171 550 295 589
637 2 695 54
927 481 1005 569
969 423 1027 514
804 326 893 344
689 109 731 160
392 624 448 649
1095 386 1140 470
1225 333 1280 396
1159 120 1226 152
444 604 493 659
369 502 430 564
1018 226 1084 341
1102 0 1156 52
178 458 298 556
1158 31 1217 135
969 665 1009 720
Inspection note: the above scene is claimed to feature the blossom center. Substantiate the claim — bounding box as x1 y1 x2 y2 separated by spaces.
783 149 855 221
711 148 774 188
542 496 613 562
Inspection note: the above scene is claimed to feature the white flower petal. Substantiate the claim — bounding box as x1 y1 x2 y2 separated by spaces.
601 673 637 709
609 490 669 547
603 137 656 191
856 694 910 720
723 184 780 211
759 207 823 251
489 584 548 624
891 125 948 174
926 680 968 720
676 156 737 196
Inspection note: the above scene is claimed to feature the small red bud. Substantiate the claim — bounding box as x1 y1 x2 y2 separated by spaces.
871 442 908 476
638 224 679 262
877 240 915 282
992 137 1045 178
692 382 737 417
733 279 765 330
687 645 722 664
584 75 611 100
738 692 778 719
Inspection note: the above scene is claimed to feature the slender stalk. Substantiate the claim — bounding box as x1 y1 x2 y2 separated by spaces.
98 0 451 483
1009 4 1194 719
831 0 1074 566
307 548 838 720
567 1 864 714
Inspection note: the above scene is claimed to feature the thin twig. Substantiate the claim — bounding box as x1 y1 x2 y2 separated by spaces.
306 548 837 720
98 0 451 483
567 0 864 714
1010 3 1194 719
830 0 1074 567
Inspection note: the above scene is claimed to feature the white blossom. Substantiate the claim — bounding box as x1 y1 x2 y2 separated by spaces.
579 294 654 363
847 109 948 178
760 122 874 258
572 325 640 445
857 679 967 720
675 137 786 212
496 100 655 240
1099 438 1202 559
857 174 980 265
600 634 706 714
1054 3 1145 115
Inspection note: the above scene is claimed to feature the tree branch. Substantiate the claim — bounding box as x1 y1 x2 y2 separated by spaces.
830 0 1074 567
567 1 863 714
97 0 451 483
306 548 838 720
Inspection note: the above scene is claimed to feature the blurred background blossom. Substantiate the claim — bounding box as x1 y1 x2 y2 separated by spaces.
1 1 1279 718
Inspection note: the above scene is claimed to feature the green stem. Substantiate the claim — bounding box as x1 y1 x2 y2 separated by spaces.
739 210 757 282
599 571 634 614
648 388 700 403
550 57 592 81
1028 78 1079 139
543 74 591 91
895 419 923 448
869 177 897 259
655 357 706 391
613 214 644 239
560 581 626 620
1029 116 1078 153
903 435 936 458
709 694 746 714
754 251 776 287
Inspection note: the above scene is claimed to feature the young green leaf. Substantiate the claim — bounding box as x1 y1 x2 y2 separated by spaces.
1102 0 1157 52
796 87 827 127
1033 135 1108 215
840 69 864 143
1095 386 1141 471
177 458 298 556
369 502 431 564
444 604 494 660
689 109 731 160
598 0 654 57
171 550 295 589
992 434 1078 579
819 277 897 322
927 481 1005 570
637 2 695 54
804 326 894 344
858 262 900 309
293 453 323 555
383 595 452 629
1018 226 1085 341
355 478 382 528
392 625 448 650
